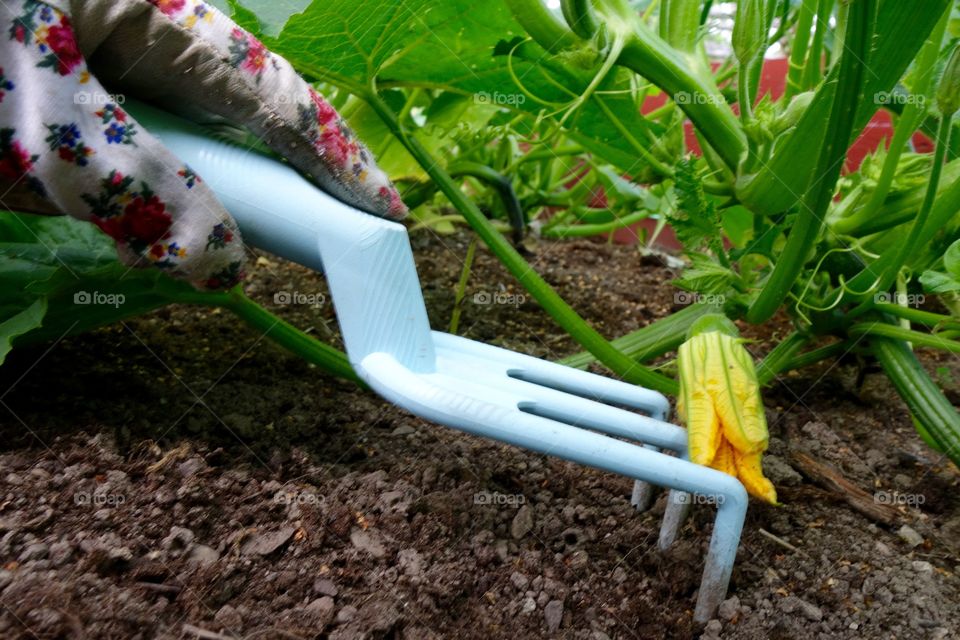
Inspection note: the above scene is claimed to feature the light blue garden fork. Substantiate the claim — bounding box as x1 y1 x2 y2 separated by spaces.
131 103 748 623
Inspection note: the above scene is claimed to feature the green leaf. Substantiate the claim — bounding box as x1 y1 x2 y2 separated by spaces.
721 205 753 249
226 0 263 34
669 159 722 253
673 254 736 295
0 212 203 350
919 269 960 294
0 299 46 364
594 165 647 206
943 238 960 278
269 0 526 93
220 0 311 37
268 1 660 182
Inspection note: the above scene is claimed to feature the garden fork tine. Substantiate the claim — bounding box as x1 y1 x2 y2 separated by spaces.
433 332 693 547
133 102 748 623
434 310 684 520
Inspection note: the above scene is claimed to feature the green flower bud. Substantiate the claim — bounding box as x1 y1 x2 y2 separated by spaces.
732 0 768 65
687 313 740 339
937 44 960 118
772 91 815 135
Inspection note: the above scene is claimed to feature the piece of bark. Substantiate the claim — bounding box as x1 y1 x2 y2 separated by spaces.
789 451 901 525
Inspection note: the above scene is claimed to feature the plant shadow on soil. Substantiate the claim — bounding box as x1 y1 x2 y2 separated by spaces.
0 231 957 640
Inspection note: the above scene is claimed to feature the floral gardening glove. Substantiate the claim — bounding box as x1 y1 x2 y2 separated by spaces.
0 0 406 289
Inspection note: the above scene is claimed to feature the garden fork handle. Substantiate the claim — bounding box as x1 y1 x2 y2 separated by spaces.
128 101 437 373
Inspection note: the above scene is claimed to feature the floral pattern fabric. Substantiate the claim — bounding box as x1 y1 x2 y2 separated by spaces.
0 0 407 289
10 1 83 76
141 0 407 219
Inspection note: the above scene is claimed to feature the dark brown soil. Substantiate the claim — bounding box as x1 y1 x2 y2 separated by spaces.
0 231 957 640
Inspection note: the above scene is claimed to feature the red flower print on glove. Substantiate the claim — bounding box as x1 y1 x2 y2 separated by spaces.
244 37 267 75
309 89 338 127
93 197 172 246
319 130 351 167
45 19 82 75
379 186 406 218
0 128 45 195
84 172 172 248
149 0 187 17
123 194 172 243
228 29 271 81
10 2 84 76
0 136 33 179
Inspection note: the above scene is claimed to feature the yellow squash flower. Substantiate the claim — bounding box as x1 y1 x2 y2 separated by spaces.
676 314 778 504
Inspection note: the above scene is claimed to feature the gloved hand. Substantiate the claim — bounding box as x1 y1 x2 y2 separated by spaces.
0 0 406 289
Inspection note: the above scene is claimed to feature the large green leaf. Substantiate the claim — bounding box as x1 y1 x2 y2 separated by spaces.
0 299 46 364
209 0 311 36
230 0 662 179
264 0 524 93
0 213 204 350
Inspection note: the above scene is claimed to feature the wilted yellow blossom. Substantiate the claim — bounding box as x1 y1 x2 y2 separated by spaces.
677 314 778 504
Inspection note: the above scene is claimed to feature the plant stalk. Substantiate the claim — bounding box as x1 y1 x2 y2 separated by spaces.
745 0 874 324
560 302 720 369
849 322 960 354
756 331 809 385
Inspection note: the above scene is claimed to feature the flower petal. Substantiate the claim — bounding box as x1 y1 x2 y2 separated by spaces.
733 448 779 504
711 436 737 477
708 332 768 455
678 339 721 466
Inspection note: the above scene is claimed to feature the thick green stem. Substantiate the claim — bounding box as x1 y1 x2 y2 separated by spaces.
560 302 720 369
756 331 809 385
849 322 960 354
801 0 832 90
503 0 580 53
617 38 745 171
781 339 851 371
872 303 959 330
507 0 746 171
785 0 815 100
745 0 874 324
832 10 950 235
873 336 960 462
659 0 700 52
737 63 754 126
561 0 599 40
542 210 649 238
868 116 953 298
364 90 677 394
